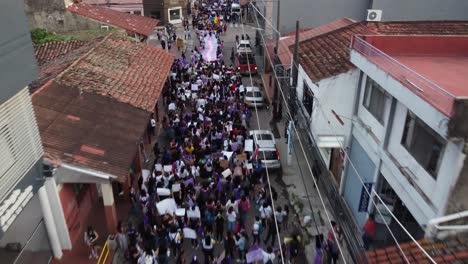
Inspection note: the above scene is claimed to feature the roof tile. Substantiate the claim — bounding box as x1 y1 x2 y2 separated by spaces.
56 36 174 112
34 40 88 65
67 3 158 36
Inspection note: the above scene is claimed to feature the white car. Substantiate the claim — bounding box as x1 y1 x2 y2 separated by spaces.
243 86 264 107
237 40 252 54
249 130 276 149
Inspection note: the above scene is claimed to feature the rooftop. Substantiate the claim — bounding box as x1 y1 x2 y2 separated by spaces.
66 3 158 36
295 22 374 82
33 81 149 181
353 35 468 116
292 20 468 83
54 36 174 112
273 18 355 68
34 40 89 66
366 237 468 264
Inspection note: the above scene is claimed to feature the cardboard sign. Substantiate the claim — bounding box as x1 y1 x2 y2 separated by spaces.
191 84 199 91
220 159 229 169
183 228 197 239
246 163 253 171
222 168 232 178
233 166 243 177
222 151 234 160
244 139 254 153
156 198 177 215
236 153 247 161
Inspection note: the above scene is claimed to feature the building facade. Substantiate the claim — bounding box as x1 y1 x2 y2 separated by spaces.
83 0 144 15
342 34 468 246
143 0 190 24
0 0 67 262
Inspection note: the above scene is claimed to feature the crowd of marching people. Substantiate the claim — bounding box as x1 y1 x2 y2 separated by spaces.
110 1 309 264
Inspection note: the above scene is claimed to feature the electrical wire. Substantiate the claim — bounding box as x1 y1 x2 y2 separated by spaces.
250 2 437 262
238 11 286 263
250 4 349 263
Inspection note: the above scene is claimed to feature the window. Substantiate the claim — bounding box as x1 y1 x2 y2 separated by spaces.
169 8 181 21
134 11 141 16
0 125 15 177
303 81 314 116
401 111 445 178
363 77 386 124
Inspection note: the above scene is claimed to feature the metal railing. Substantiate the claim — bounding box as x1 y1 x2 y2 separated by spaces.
97 238 110 264
351 36 455 116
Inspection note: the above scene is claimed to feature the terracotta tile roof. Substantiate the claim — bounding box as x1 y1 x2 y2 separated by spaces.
33 81 149 180
368 21 468 35
30 39 101 93
366 237 468 264
34 40 89 66
66 3 158 36
294 22 374 82
55 36 174 112
275 18 355 68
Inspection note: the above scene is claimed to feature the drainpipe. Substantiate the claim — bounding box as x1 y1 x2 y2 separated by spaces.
426 210 468 239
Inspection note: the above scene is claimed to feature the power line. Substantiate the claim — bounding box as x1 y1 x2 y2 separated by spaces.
238 13 286 264
250 2 436 263
250 5 349 263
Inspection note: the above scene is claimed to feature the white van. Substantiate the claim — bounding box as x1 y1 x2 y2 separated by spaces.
231 3 241 17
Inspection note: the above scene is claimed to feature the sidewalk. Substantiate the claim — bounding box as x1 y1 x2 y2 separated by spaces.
275 119 353 263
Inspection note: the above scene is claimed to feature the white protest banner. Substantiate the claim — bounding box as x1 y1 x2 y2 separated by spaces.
156 198 177 215
191 84 199 91
164 165 172 173
222 168 232 178
175 208 186 217
172 184 181 193
183 228 197 239
187 206 201 219
155 164 163 171
246 248 264 263
157 188 171 196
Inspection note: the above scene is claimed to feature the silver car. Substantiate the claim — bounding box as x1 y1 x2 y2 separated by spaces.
243 86 264 107
249 130 281 170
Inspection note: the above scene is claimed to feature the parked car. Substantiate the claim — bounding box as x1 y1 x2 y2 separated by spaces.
248 130 281 170
235 53 257 75
243 86 264 107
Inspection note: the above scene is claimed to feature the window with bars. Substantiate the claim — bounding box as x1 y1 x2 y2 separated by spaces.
401 111 445 178
303 81 314 116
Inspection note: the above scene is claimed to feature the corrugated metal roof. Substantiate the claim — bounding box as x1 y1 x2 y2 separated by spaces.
33 81 149 181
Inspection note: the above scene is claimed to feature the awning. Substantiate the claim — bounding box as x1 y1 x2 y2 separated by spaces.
316 136 345 148
54 163 118 184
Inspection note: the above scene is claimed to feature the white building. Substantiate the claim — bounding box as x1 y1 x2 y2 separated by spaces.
342 34 468 245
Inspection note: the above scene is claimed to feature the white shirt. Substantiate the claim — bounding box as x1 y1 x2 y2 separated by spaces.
262 251 275 263
227 211 237 222
150 118 156 127
168 102 176 111
260 205 272 219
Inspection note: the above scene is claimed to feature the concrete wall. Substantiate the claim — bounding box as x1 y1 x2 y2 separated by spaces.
24 0 103 33
273 0 369 33
372 0 468 21
348 51 467 226
0 0 39 105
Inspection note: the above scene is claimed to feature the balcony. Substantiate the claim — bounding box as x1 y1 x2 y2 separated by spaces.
350 35 461 117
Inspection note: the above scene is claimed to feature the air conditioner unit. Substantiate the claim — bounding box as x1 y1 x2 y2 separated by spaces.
367 9 383 22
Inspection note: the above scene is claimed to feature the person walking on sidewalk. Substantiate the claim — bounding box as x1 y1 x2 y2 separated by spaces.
84 226 100 259
362 213 376 250
263 217 277 247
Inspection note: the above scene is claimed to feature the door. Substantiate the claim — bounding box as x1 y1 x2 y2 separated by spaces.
329 148 343 187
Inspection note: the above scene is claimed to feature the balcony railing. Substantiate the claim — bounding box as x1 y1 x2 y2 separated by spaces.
351 36 455 116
